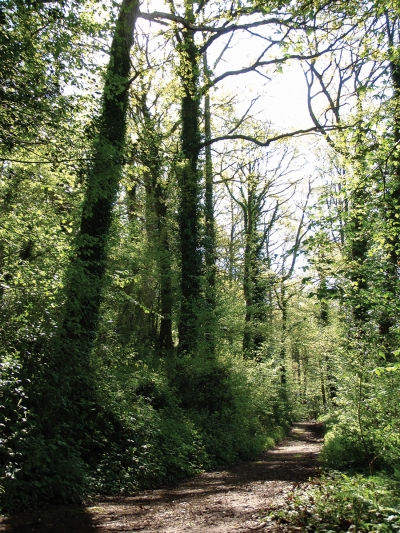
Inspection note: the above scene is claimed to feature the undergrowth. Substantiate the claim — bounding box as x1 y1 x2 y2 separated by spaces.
86 349 291 495
0 344 292 512
267 471 400 532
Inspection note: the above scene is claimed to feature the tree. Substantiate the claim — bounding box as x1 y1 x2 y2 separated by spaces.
129 87 175 352
60 0 139 372
173 0 203 354
1 0 141 508
138 0 347 356
0 0 80 153
221 142 297 356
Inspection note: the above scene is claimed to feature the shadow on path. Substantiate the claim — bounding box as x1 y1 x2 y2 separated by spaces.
0 505 96 533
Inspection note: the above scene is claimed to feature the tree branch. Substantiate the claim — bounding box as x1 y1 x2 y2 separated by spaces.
207 42 345 88
139 9 297 36
199 124 356 149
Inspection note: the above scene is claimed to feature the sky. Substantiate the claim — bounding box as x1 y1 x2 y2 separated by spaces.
220 61 315 132
261 64 314 130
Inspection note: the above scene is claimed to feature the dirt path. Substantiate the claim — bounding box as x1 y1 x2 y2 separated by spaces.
0 421 323 533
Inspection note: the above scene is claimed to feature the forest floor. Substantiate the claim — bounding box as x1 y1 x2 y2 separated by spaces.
0 421 323 533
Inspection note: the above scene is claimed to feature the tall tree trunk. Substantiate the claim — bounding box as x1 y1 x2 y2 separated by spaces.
378 12 400 357
203 53 216 357
280 289 288 386
229 198 237 284
241 182 268 357
56 0 139 433
156 183 174 351
61 0 139 361
177 1 202 354
242 189 254 355
317 276 336 401
137 96 173 352
19 0 140 504
347 186 370 326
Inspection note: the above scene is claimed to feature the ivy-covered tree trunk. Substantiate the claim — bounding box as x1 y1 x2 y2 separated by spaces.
279 286 288 386
177 1 202 354
40 0 139 499
203 54 216 357
241 180 272 357
2 0 140 510
242 186 254 355
137 96 174 351
378 12 400 355
316 276 336 402
347 186 370 326
339 103 371 335
156 181 174 351
61 0 139 357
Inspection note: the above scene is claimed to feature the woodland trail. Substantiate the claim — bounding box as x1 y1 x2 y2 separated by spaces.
0 421 323 533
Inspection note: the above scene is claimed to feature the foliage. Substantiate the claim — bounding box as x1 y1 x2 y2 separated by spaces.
0 353 89 510
85 331 291 495
268 472 400 532
319 353 400 474
0 0 99 155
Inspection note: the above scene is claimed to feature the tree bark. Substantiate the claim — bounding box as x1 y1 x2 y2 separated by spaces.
177 1 202 354
378 12 400 356
61 0 139 360
137 96 174 352
203 53 216 356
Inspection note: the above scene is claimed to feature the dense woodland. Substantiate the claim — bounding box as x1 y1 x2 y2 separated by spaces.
1 0 400 528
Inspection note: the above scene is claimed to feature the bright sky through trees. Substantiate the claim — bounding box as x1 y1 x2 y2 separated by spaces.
144 0 315 132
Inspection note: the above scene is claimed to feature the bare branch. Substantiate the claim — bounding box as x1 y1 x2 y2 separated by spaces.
226 96 260 135
209 48 341 89
199 124 356 149
138 9 294 36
